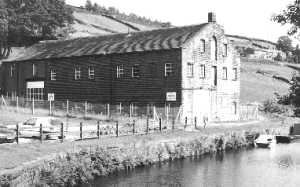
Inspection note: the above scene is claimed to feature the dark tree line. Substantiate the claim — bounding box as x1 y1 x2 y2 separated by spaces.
84 0 171 28
0 0 74 60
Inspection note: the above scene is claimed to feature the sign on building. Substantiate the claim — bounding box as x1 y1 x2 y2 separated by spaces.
166 92 176 101
48 93 55 101
27 81 44 89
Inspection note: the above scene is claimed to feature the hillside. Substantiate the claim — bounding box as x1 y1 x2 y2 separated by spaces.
240 60 297 103
66 6 163 38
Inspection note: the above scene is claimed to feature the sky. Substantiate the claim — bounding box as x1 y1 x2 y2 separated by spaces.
66 0 296 44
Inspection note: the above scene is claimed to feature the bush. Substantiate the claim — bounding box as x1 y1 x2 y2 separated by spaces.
262 99 288 114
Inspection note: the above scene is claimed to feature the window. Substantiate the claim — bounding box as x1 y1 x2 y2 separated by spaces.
10 64 16 77
233 102 237 115
74 67 81 80
233 68 238 81
50 69 56 81
223 44 228 57
117 65 124 78
187 63 194 77
132 64 140 78
165 63 174 77
200 39 206 53
26 88 44 101
32 63 37 77
222 67 227 80
88 66 95 80
199 64 205 79
211 36 217 60
212 66 217 86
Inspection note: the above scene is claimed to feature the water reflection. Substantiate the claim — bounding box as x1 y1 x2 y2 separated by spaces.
93 142 300 187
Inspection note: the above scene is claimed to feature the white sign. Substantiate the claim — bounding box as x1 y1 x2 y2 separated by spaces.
27 81 44 89
166 92 177 101
48 93 55 101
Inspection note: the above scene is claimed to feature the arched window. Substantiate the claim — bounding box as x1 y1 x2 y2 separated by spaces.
200 39 205 53
211 36 217 60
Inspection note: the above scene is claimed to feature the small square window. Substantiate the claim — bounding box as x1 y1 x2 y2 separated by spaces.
199 64 205 79
132 64 140 78
233 68 238 81
50 69 56 81
88 66 95 80
187 63 194 77
165 63 174 77
117 65 124 78
222 67 228 80
74 67 81 80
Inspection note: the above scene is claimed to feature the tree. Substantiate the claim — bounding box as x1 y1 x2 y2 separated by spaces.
289 75 300 108
0 0 74 60
85 0 93 11
276 36 293 55
292 44 300 63
273 0 300 36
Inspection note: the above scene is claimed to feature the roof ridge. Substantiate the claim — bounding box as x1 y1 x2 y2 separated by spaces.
5 23 208 62
38 23 208 45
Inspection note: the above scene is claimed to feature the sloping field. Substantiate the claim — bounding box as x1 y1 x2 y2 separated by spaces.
241 61 297 103
68 8 161 38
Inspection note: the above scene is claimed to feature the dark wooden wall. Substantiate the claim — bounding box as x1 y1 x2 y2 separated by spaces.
3 49 182 106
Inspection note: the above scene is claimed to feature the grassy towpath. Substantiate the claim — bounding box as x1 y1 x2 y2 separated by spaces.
0 116 294 173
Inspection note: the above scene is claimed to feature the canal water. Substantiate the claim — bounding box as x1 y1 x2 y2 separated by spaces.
93 141 300 187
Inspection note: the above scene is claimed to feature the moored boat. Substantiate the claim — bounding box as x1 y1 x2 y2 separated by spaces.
275 135 291 144
255 135 275 148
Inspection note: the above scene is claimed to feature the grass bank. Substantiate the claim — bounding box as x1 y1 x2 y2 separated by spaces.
0 117 294 186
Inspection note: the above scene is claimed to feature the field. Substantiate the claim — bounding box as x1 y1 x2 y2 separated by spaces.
240 60 297 103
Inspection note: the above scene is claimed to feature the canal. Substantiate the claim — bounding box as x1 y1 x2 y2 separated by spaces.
92 141 300 187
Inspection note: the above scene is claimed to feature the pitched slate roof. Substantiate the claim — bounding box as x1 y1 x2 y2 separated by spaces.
7 23 208 62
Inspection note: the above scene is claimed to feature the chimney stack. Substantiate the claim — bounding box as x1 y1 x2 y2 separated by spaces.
208 12 216 23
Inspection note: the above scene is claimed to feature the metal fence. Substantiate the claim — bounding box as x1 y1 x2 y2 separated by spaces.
239 103 259 121
0 95 259 128
0 95 182 122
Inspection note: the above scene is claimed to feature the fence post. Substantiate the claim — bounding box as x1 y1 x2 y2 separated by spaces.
194 117 197 129
132 120 135 135
16 124 19 144
107 104 110 118
66 100 69 116
166 104 169 127
129 104 132 119
49 100 52 116
159 118 162 132
152 106 156 120
146 116 149 134
40 123 43 143
16 96 19 112
116 121 119 137
84 101 88 118
80 122 83 140
61 123 64 143
119 102 122 115
97 121 100 139
172 117 175 130
32 97 35 115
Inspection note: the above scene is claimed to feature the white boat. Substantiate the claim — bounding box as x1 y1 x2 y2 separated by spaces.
255 135 275 148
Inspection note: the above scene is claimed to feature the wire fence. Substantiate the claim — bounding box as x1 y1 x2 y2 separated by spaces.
1 95 259 129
